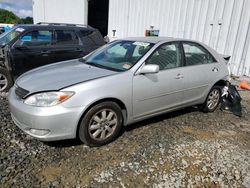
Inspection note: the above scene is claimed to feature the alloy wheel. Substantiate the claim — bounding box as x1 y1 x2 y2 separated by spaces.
0 73 8 92
88 108 118 141
207 89 220 110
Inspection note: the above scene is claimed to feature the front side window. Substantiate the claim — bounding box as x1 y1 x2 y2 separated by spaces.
81 40 153 72
183 42 216 66
20 30 52 46
145 43 182 70
55 30 80 45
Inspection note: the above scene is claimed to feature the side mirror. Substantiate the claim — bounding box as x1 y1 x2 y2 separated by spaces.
138 64 159 74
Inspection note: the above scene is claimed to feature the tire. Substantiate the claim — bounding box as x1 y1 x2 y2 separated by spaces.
0 67 13 92
199 86 221 113
79 101 123 147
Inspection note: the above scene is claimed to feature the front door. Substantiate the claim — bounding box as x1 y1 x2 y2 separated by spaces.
132 42 185 119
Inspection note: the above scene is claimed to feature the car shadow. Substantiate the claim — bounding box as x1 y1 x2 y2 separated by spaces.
43 138 83 148
124 106 198 132
43 106 199 148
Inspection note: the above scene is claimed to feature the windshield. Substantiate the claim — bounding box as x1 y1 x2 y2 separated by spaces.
0 27 24 46
81 40 154 72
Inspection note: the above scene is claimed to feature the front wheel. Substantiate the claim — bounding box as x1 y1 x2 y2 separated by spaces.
79 102 123 147
0 67 13 92
199 86 221 113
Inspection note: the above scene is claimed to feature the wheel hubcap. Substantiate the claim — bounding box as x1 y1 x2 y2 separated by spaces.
207 89 220 110
88 109 118 141
0 73 8 92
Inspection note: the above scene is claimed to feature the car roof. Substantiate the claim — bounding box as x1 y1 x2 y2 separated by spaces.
123 37 203 44
124 37 174 44
14 24 95 31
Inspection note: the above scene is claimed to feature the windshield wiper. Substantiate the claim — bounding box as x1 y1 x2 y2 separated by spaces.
86 62 110 70
79 58 123 72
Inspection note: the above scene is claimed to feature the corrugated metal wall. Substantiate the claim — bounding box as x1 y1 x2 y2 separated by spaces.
108 0 250 76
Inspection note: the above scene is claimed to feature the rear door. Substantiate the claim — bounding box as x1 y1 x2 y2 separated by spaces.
11 29 53 76
52 29 83 62
180 42 222 104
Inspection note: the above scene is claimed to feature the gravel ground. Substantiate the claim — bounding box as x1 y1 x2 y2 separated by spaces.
0 91 250 187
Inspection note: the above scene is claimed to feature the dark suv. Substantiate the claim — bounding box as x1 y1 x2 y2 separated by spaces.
0 23 105 92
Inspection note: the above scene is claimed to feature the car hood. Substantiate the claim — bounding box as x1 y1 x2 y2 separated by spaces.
16 59 117 93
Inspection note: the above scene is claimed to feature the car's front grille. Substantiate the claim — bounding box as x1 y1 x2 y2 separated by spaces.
15 86 29 99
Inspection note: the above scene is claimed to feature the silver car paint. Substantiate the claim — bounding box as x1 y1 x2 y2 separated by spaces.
9 88 85 141
8 37 229 141
16 59 117 93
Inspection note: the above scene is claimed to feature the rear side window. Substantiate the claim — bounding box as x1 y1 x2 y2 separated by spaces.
88 30 105 45
78 29 104 46
79 29 93 37
55 30 80 45
78 29 95 45
20 30 52 46
183 42 216 66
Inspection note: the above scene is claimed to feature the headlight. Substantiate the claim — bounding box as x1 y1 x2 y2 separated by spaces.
24 91 74 107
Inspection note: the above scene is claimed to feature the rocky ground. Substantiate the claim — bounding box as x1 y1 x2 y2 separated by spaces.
0 90 250 188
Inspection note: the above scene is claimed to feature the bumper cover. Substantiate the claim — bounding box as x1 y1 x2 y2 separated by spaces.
8 87 85 141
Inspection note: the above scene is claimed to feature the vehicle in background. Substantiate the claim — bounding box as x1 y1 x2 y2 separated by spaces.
0 24 14 35
0 22 105 92
9 37 230 146
0 27 4 35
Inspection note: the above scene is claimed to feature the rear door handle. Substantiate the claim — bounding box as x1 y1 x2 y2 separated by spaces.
75 48 82 52
175 74 184 79
212 67 219 72
41 50 51 55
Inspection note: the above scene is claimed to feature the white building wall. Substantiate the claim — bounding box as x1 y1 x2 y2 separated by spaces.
108 0 250 76
32 0 88 25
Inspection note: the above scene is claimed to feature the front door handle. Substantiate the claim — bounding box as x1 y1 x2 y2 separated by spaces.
175 74 184 79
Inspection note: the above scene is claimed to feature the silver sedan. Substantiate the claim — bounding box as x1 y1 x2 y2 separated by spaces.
8 37 229 146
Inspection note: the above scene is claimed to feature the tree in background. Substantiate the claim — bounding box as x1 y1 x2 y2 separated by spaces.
0 8 20 23
21 17 33 24
0 8 33 24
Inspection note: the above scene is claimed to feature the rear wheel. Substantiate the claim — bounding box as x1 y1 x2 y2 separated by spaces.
199 86 221 112
79 101 123 147
0 68 13 92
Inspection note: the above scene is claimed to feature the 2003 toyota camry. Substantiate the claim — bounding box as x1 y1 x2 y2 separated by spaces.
8 37 229 146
